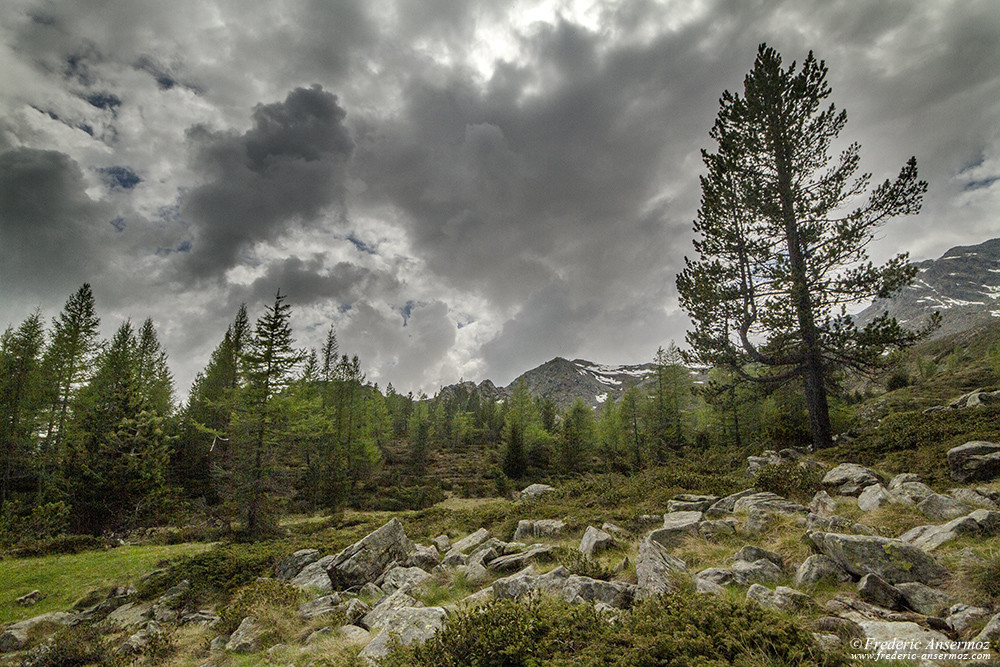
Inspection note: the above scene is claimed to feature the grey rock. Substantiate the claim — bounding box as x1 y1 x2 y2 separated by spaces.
894 582 952 617
291 555 336 593
696 568 735 587
225 616 264 653
359 582 384 602
431 534 451 553
815 615 865 641
601 522 628 537
487 544 552 572
440 547 468 568
949 487 1000 509
945 604 990 635
327 518 414 590
451 528 490 554
794 554 852 587
742 507 770 534
467 539 504 567
358 606 447 664
812 632 841 651
947 441 1000 483
275 548 321 581
900 515 981 552
339 624 372 645
746 584 818 613
731 558 783 586
732 492 807 515
822 463 880 496
298 593 344 620
698 518 737 539
492 566 538 599
579 526 616 557
209 635 228 652
807 531 949 585
15 590 42 607
406 544 441 571
518 483 555 500
730 545 784 570
636 533 689 598
305 626 336 645
857 620 952 652
651 511 702 547
381 566 432 595
857 573 907 611
464 561 489 586
179 609 219 626
667 495 718 512
0 612 77 652
891 481 935 504
888 473 921 490
809 490 838 516
973 612 1000 645
705 488 758 516
857 484 898 512
343 598 371 626
917 493 973 521
361 589 420 631
513 519 564 541
120 620 162 654
106 601 153 629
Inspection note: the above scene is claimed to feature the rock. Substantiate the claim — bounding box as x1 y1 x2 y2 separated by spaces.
537 568 636 608
705 488 758 516
806 531 949 585
730 545 785 570
698 519 737 539
298 593 344 620
275 548 321 581
359 582 384 602
949 487 1000 509
917 493 973 522
326 518 414 590
856 620 951 652
381 566 432 595
635 533 689 598
857 574 907 611
650 511 702 547
518 483 555 500
857 484 897 512
120 621 162 654
696 568 735 587
806 513 876 536
291 555 336 593
179 610 219 626
812 632 841 651
467 539 504 567
822 463 880 496
225 616 265 653
973 612 1000 645
668 494 718 512
809 490 838 516
945 604 990 635
947 441 1000 483
601 522 628 537
15 590 43 607
890 481 935 504
746 584 818 613
440 548 468 568
361 589 420 631
892 582 952 617
431 534 451 553
900 514 981 552
487 544 553 572
343 598 372 626
451 528 491 554
406 544 441 571
888 473 921 489
0 612 77 652
742 507 770 534
695 578 726 595
492 566 538 599
814 615 865 641
794 554 852 587
732 492 807 515
513 519 564 541
358 606 447 664
731 559 782 586
305 626 336 645
464 561 489 586
579 526 616 557
209 635 228 652
106 601 153 629
339 624 371 645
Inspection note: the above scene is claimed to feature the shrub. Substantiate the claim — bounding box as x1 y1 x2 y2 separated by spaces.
960 548 1000 607
885 371 910 391
218 578 302 635
751 461 825 503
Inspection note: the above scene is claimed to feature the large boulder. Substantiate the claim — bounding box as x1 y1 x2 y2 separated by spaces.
635 534 689 598
809 491 838 516
822 463 880 496
0 612 77 652
916 494 972 522
947 441 1000 483
730 559 783 586
360 589 421 631
326 518 414 590
518 483 555 501
579 526 616 557
806 531 949 585
900 515 981 552
380 566 432 595
275 548 321 581
225 616 265 653
291 555 336 593
895 583 953 617
857 574 907 611
406 544 441 571
746 584 818 613
731 492 807 515
949 487 1000 509
794 555 852 587
358 606 447 664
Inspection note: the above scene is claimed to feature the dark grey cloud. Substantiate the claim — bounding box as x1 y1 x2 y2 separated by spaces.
180 85 354 281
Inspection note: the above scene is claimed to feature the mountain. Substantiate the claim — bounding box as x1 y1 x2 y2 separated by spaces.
501 357 657 408
855 237 1000 338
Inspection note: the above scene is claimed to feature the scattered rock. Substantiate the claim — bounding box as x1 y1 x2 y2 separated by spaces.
945 604 991 635
579 526 616 557
742 507 770 534
894 582 953 617
0 612 77 652
343 598 372 626
822 463 880 496
518 483 555 501
730 545 785 570
15 590 43 607
326 518 414 590
814 615 864 641
298 593 344 621
731 558 783 586
917 493 973 522
794 554 852 587
106 602 153 629
856 620 951 652
949 487 1000 509
947 441 1000 483
358 606 447 664
900 514 981 552
225 616 265 653
746 584 818 613
635 533 689 598
809 491 838 516
406 544 441 571
275 548 321 581
973 612 1000 645
513 519 564 541
361 589 420 631
487 544 553 572
705 488 758 516
451 528 491 554
652 511 702 547
667 494 719 512
857 484 897 512
732 492 807 515
291 555 336 593
806 531 949 585
857 574 907 611
119 620 162 654
698 519 737 539
431 535 451 553
381 566 432 595
601 522 628 537
888 473 921 489
890 481 935 504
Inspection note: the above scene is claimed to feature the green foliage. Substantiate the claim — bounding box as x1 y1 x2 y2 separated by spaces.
384 593 846 667
21 623 114 667
959 549 1000 607
751 462 825 503
137 541 284 601
218 578 302 635
885 370 910 392
1 500 71 545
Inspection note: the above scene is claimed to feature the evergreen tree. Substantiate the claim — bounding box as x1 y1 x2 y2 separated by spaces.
560 398 594 473
135 318 174 415
502 381 535 478
646 344 690 460
0 312 45 510
676 44 932 448
408 399 431 476
620 386 644 473
596 398 626 473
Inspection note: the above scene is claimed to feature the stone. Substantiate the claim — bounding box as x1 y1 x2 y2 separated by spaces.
305 626 336 645
812 633 841 651
467 539 504 567
359 582 384 602
857 484 897 512
298 593 344 620
917 493 972 522
742 507 770 534
949 487 1000 509
327 518 414 590
730 545 784 570
746 584 818 613
343 598 371 626
856 620 950 653
696 568 735 587
900 515 981 552
888 473 921 489
698 519 737 539
890 481 935 504
361 589 420 631
857 574 906 611
601 522 628 537
275 548 321 581
291 555 336 593
381 566 432 595
440 548 468 568
947 441 1000 483
893 582 952 617
492 566 538 599
822 463 880 496
487 544 553 572
518 483 555 500
120 621 162 654
806 531 949 585
339 624 371 645
667 495 718 512
225 616 264 653
579 526 616 557
732 492 807 515
358 606 447 664
431 534 451 553
451 528 490 554
464 561 489 586
945 604 990 635
650 511 702 547
179 610 219 626
0 612 77 652
106 601 153 629
973 612 1000 645
794 554 852 587
406 544 441 571
730 559 782 586
513 519 564 541
814 615 864 641
635 533 689 598
809 490 838 516
15 590 43 607
705 488 758 516
209 635 228 652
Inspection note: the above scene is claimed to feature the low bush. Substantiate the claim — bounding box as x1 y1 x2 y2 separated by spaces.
751 461 825 503
218 578 302 635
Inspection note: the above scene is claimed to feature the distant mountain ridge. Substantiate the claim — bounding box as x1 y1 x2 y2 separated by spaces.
855 236 1000 337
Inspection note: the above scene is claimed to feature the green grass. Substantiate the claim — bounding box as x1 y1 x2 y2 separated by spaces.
0 542 212 625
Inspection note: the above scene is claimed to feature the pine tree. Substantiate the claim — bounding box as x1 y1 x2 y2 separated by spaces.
0 312 45 510
135 318 173 415
502 381 535 478
676 44 932 449
619 386 644 473
561 398 594 473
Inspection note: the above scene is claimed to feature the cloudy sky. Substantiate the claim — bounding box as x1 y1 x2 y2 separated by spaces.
1 0 998 398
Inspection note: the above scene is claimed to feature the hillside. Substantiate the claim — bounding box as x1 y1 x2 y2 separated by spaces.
855 236 1000 337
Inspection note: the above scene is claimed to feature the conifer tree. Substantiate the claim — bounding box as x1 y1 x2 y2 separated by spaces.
676 44 932 448
0 312 45 510
561 398 594 473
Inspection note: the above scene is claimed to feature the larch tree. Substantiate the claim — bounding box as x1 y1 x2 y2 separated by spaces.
0 312 45 510
676 44 933 449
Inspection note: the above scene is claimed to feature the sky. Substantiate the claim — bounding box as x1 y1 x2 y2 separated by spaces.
1 0 999 399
